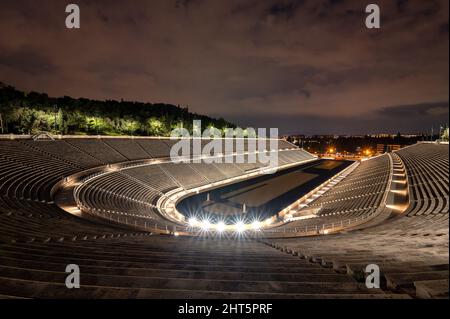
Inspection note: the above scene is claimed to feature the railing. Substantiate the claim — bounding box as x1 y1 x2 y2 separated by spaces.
68 148 317 233
41 136 318 236
260 210 381 237
272 160 360 225
74 203 183 235
261 154 395 237
54 145 413 238
157 156 319 226
78 206 377 237
71 153 358 236
0 133 288 141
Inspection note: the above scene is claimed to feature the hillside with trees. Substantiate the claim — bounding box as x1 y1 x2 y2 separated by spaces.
0 82 234 136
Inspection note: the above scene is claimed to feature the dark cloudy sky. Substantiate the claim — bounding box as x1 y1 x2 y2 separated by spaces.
0 0 448 134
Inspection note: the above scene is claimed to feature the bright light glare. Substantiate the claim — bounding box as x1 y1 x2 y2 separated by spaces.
201 220 211 231
251 221 261 230
235 221 245 233
188 217 198 227
216 222 225 232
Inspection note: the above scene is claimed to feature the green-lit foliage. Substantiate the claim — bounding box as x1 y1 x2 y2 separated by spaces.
0 83 234 136
441 127 449 142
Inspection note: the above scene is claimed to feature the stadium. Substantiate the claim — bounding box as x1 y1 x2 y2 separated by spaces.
0 0 448 307
0 134 448 299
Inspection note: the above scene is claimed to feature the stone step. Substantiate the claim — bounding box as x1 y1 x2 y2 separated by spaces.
0 277 411 299
0 246 306 267
346 263 449 277
316 257 389 268
0 252 323 273
331 259 397 271
0 267 366 294
415 279 449 299
0 293 28 299
6 242 287 259
385 271 449 292
0 262 346 282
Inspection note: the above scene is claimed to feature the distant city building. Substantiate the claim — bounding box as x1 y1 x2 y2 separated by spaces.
400 134 421 138
370 133 394 138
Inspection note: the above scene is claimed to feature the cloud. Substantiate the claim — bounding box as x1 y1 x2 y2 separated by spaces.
226 101 449 135
0 0 448 134
376 101 449 118
0 46 58 75
266 0 306 20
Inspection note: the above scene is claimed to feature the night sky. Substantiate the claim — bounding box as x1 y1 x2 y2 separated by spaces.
0 0 448 134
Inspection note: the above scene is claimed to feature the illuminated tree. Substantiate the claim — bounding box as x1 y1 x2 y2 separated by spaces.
441 126 449 142
0 84 234 136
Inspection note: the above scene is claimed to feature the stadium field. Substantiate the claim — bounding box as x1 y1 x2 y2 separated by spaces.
177 159 352 223
315 160 345 170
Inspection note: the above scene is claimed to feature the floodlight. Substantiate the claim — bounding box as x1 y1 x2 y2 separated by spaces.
216 221 225 232
201 220 211 231
235 221 245 233
188 217 198 227
251 221 261 231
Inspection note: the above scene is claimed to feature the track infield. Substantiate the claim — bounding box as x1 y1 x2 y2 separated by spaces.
177 159 352 223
